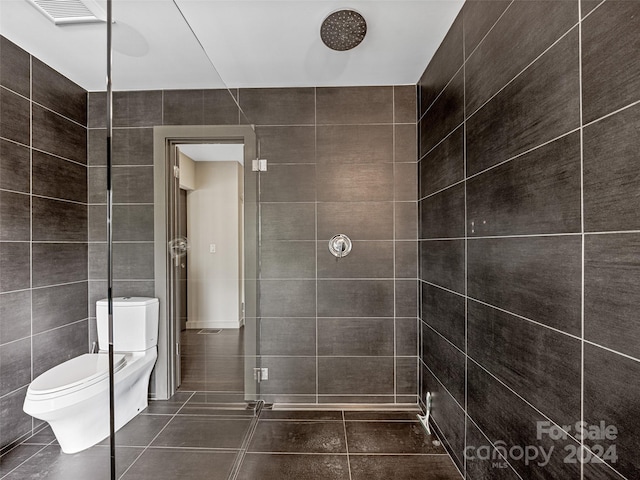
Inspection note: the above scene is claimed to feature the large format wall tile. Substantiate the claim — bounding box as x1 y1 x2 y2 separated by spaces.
582 0 640 123
317 125 393 164
467 236 581 335
316 86 393 125
584 103 640 232
0 37 30 97
0 88 30 145
261 203 315 241
394 85 417 124
32 58 87 125
318 202 393 240
113 90 163 127
419 183 465 239
261 164 316 202
239 88 315 125
419 239 465 294
0 242 30 292
317 241 393 279
585 233 640 360
32 321 88 378
32 197 87 242
421 282 465 351
260 280 316 318
32 105 87 164
32 243 88 287
0 191 30 241
419 125 463 197
32 151 87 202
0 139 30 193
318 357 394 395
421 324 465 405
260 241 316 279
462 0 511 59
465 0 578 116
466 30 580 176
255 126 315 164
584 344 640 478
32 282 88 334
468 300 581 426
318 318 394 356
467 132 581 236
259 318 316 356
258 357 316 395
317 280 394 318
0 290 31 344
0 337 31 396
317 163 393 202
418 13 463 118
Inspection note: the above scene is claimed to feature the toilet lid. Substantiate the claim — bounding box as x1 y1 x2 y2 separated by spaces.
28 353 126 396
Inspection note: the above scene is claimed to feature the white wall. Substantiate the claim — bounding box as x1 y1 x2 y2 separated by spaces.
178 151 196 191
186 161 243 329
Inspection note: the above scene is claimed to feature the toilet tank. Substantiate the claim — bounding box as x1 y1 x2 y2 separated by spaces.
96 297 159 352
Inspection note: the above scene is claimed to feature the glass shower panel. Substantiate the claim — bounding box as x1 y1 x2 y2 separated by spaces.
0 0 109 474
109 0 259 413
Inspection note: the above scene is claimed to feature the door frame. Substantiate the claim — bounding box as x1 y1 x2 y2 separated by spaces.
152 125 258 400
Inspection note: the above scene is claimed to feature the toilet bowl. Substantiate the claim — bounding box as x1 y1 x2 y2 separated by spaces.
23 297 159 454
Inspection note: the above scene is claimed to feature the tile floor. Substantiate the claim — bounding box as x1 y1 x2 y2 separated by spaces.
1 328 462 479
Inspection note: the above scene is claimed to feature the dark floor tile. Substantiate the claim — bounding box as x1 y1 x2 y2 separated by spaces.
151 416 250 449
2 445 142 480
32 57 87 125
255 126 315 164
21 426 56 445
468 300 581 427
0 37 30 98
467 236 582 335
239 88 315 125
0 444 44 477
248 421 346 453
346 421 444 454
121 448 236 480
418 13 463 117
0 139 30 192
143 392 193 415
316 86 393 124
585 233 640 359
260 410 342 421
467 132 582 236
584 344 640 479
584 103 640 232
466 30 580 176
236 453 349 480
99 414 171 447
465 0 578 115
419 239 465 294
582 0 640 123
350 454 460 480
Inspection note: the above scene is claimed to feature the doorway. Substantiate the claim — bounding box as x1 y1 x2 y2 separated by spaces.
152 125 259 401
175 145 245 392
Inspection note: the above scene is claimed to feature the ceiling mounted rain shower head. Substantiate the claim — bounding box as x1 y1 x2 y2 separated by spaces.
320 9 367 51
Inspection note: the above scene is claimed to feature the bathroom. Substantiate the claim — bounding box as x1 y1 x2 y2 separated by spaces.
0 0 638 478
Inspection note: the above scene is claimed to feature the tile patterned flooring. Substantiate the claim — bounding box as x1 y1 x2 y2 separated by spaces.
1 329 462 479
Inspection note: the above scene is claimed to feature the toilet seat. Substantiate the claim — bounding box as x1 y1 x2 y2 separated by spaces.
28 353 127 398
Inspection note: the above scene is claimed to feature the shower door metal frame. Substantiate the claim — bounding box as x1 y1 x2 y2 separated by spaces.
153 125 259 400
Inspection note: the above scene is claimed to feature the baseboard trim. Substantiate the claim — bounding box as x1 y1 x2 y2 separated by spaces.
186 320 241 329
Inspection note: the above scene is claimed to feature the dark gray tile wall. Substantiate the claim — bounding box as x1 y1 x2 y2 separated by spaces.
0 36 88 452
417 1 640 478
241 85 418 404
85 85 418 407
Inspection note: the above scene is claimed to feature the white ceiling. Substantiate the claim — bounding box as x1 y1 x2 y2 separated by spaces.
0 0 463 91
178 144 244 163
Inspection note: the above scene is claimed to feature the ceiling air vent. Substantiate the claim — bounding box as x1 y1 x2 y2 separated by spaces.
27 0 107 25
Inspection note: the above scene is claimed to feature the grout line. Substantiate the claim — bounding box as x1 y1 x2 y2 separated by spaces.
117 391 196 480
342 411 353 480
462 23 469 476
578 2 586 478
314 86 319 405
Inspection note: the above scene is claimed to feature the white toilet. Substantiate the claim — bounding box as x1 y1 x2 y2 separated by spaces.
23 297 159 454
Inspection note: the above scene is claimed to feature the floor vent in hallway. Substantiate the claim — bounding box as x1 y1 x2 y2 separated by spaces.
197 328 223 334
